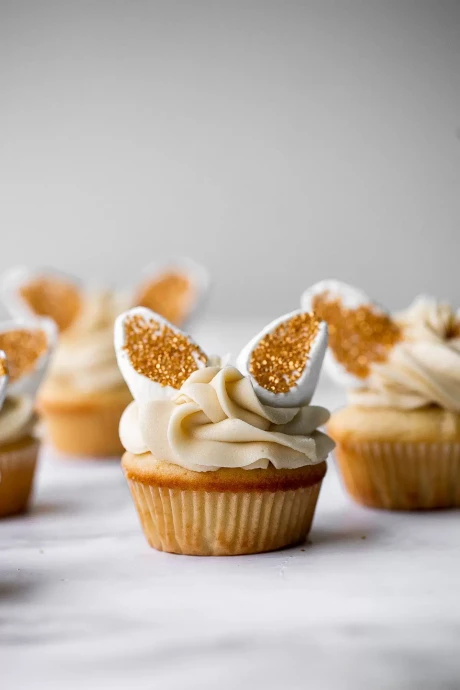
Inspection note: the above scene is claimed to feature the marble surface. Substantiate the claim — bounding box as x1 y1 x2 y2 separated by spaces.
2 321 460 690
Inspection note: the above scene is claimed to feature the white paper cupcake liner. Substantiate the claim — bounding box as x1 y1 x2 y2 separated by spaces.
126 479 324 555
335 440 460 510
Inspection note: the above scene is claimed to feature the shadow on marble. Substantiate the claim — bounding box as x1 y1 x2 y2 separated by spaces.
34 500 81 517
307 524 383 548
4 501 81 520
0 577 42 605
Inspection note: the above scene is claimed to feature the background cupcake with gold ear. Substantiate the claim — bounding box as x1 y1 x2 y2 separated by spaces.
302 281 460 510
115 307 334 555
1 260 209 458
0 318 56 517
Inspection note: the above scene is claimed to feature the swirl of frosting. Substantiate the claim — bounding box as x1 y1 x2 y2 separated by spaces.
120 365 334 472
49 290 131 392
0 395 36 444
350 297 460 411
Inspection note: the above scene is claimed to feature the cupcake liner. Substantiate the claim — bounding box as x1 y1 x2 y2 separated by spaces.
41 403 127 458
0 439 39 517
126 478 323 556
335 440 460 510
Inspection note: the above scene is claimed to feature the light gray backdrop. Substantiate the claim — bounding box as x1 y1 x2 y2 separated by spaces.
1 0 459 318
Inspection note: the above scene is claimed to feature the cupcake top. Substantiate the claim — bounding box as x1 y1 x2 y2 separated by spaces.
115 307 334 472
302 281 460 412
1 260 210 394
0 319 56 444
48 290 132 393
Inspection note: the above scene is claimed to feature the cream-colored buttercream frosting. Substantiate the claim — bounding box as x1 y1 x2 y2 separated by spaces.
120 365 334 472
49 291 130 392
0 395 35 445
350 297 460 411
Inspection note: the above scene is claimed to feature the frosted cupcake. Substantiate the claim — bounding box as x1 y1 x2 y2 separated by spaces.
37 290 134 457
302 281 460 510
1 261 209 457
115 307 334 555
0 319 56 516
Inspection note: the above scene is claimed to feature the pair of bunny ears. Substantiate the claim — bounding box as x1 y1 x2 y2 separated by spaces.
0 318 57 409
115 280 410 407
0 259 210 333
115 307 328 408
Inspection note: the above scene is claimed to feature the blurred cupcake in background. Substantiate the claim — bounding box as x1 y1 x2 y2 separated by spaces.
0 318 56 517
1 260 209 458
302 281 460 510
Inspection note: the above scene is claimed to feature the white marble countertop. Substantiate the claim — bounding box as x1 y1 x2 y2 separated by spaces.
2 321 460 689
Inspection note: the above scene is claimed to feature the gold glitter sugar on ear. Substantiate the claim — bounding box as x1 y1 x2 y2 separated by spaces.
19 277 82 333
312 293 401 379
123 313 207 389
0 353 8 378
135 273 196 326
248 313 321 394
237 309 328 407
0 329 48 383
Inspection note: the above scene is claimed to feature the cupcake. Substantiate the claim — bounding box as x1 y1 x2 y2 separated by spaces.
0 318 56 517
115 307 334 555
1 260 209 457
302 281 460 510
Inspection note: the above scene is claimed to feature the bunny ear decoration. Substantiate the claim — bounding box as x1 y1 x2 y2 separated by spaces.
1 266 83 333
132 258 210 327
301 280 401 387
114 307 209 403
0 351 9 409
0 317 57 399
237 310 328 408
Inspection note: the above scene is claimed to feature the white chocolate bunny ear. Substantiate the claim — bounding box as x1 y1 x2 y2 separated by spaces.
237 310 328 408
0 351 9 409
114 307 208 403
131 258 210 327
1 266 83 333
0 317 57 399
301 280 401 387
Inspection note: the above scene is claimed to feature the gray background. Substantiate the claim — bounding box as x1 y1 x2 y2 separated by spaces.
1 0 459 318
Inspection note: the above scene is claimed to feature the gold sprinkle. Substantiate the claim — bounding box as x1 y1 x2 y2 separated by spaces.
135 272 195 326
123 314 207 388
0 355 8 378
0 329 47 382
312 293 401 378
249 313 320 394
20 277 82 332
